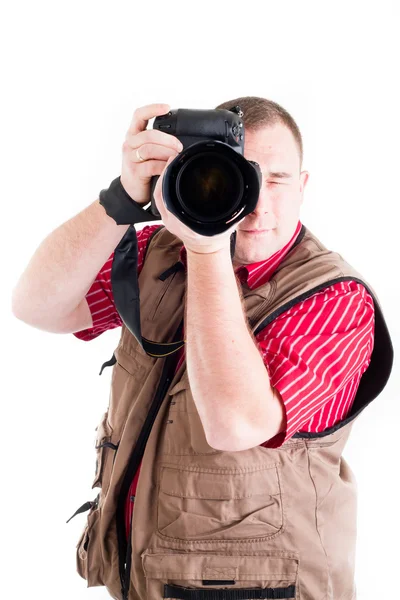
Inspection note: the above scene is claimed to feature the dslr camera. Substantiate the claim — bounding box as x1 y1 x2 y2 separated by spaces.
149 106 262 236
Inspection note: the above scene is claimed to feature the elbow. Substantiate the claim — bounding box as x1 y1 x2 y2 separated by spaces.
208 435 259 453
11 289 32 324
207 422 266 453
11 291 23 320
11 300 29 324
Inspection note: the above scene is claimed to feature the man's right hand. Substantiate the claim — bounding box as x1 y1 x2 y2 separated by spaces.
121 103 183 205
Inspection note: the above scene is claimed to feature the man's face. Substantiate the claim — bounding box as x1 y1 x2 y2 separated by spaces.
233 123 309 268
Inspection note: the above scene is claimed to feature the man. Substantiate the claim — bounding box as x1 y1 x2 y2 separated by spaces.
12 97 393 600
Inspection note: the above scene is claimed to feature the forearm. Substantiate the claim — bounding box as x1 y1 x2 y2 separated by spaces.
12 199 130 326
185 246 275 450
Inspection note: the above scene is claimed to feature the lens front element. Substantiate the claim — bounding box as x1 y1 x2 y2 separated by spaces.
176 152 244 223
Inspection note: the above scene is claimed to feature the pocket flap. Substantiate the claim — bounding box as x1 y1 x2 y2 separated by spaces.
114 346 149 375
159 465 281 499
141 551 299 581
94 411 112 446
168 379 189 396
92 411 114 490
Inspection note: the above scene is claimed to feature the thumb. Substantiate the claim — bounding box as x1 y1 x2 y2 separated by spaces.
161 155 175 181
155 155 175 205
157 156 174 192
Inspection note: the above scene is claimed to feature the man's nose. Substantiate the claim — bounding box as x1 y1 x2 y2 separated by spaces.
250 190 272 216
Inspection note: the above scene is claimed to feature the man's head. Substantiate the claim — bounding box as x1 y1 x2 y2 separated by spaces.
215 96 309 267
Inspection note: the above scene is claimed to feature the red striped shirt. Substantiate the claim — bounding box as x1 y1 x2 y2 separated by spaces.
73 221 374 541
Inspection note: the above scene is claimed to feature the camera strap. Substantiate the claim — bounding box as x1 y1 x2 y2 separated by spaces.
113 223 186 358
99 176 156 225
98 176 237 367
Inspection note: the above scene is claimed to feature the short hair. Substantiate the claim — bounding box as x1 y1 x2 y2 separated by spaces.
215 95 303 171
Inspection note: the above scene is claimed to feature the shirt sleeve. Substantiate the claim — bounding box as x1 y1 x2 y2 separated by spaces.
256 281 375 448
73 224 162 341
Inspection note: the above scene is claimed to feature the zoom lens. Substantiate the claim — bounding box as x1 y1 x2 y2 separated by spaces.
176 152 244 223
160 140 261 236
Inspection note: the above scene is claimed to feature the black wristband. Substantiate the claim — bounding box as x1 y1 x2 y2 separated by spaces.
99 176 156 225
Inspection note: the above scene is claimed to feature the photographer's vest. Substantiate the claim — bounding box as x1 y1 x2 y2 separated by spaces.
71 224 393 600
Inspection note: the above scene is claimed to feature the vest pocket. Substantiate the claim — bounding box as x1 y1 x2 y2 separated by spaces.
141 551 299 599
157 464 284 543
76 506 104 586
91 410 115 491
145 271 177 321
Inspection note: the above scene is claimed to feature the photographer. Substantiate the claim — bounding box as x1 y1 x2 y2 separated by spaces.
12 97 393 600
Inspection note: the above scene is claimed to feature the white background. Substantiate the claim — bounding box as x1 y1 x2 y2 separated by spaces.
2 1 399 598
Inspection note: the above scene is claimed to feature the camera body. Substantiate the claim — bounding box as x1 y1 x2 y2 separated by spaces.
149 106 262 236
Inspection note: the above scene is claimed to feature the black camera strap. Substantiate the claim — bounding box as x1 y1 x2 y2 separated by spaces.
99 176 238 361
99 176 156 226
112 222 187 358
99 176 182 358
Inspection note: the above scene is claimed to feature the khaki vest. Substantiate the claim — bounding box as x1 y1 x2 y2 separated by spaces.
71 224 393 600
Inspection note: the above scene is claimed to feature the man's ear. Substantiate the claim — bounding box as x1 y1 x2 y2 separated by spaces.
299 171 309 203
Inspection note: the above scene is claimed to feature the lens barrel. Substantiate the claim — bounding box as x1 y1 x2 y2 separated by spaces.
162 140 261 236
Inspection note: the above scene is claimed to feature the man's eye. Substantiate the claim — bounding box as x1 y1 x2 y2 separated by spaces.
267 181 281 185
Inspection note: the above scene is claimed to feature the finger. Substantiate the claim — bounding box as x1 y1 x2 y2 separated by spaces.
154 174 167 222
132 159 176 178
128 143 181 164
128 103 171 136
126 129 183 152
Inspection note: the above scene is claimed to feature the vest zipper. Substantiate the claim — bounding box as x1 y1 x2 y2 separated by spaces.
115 320 183 600
119 371 172 599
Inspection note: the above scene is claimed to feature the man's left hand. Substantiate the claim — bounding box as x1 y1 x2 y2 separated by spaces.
154 156 245 255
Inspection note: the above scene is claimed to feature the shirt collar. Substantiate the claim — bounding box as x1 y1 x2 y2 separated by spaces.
179 220 303 289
